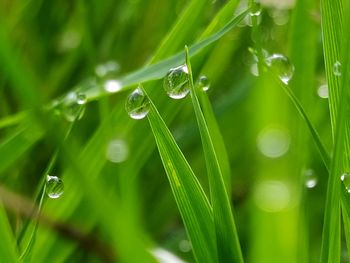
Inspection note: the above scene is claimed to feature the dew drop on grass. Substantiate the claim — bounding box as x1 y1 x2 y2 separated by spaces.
106 139 129 163
341 173 350 193
304 169 318 188
125 85 150 119
61 92 86 122
46 175 64 199
104 79 122 93
250 2 261 17
333 61 342 76
76 92 87 105
265 54 294 84
198 75 210 91
163 65 190 99
317 84 329 99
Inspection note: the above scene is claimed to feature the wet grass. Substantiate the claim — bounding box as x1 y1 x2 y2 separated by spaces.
0 0 350 262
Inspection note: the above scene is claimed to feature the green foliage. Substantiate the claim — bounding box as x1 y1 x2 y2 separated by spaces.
0 0 350 262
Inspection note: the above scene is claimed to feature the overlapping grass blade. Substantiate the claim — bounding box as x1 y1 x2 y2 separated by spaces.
185 46 243 263
147 98 216 263
0 205 18 262
28 4 247 262
84 10 249 101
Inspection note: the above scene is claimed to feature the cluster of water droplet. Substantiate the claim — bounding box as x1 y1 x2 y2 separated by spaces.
46 175 64 199
95 61 122 93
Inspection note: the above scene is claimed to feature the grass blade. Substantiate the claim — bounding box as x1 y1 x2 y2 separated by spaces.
0 204 18 262
185 46 243 263
147 97 216 263
83 9 249 101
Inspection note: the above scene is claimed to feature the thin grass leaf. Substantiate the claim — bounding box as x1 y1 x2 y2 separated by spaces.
0 121 44 175
320 0 347 261
197 86 232 194
185 46 243 263
83 10 249 101
0 205 18 262
273 76 330 170
147 98 216 263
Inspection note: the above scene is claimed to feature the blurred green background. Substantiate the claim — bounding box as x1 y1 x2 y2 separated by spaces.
0 0 336 262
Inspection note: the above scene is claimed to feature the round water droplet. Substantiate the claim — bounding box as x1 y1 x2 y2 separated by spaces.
125 86 150 119
76 92 87 105
198 75 210 91
333 61 342 76
104 79 122 93
265 54 294 84
341 173 350 193
61 92 86 122
317 84 329 99
106 139 129 163
163 65 190 99
304 169 317 188
46 175 64 199
250 2 261 17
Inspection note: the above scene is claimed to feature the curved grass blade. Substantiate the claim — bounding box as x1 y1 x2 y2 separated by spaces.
185 46 243 263
272 76 330 170
147 97 216 263
83 10 249 101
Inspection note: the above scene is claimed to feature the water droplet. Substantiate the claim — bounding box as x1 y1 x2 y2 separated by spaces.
304 169 318 188
198 75 210 91
46 175 64 199
333 61 342 76
104 79 122 93
61 92 85 122
179 239 192 253
341 173 350 193
163 65 190 99
265 54 294 84
257 126 290 158
106 139 129 163
76 92 87 105
250 2 261 17
317 84 329 99
125 86 150 119
254 180 291 212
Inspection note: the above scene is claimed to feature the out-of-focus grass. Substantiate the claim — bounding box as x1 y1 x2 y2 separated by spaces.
0 0 349 262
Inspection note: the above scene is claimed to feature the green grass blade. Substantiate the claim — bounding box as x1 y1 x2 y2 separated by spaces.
197 90 232 194
0 204 18 262
0 121 44 175
185 46 243 263
320 0 346 261
274 77 330 170
83 10 249 101
147 98 216 263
